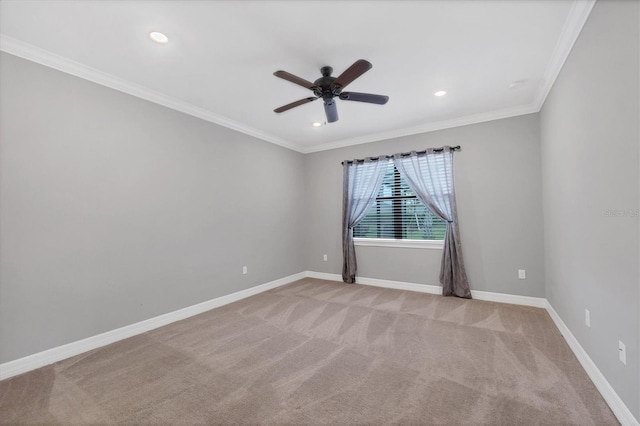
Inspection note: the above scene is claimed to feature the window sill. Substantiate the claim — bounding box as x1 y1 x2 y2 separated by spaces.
354 238 444 250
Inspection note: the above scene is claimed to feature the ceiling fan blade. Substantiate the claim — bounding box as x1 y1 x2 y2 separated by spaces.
324 99 339 123
339 92 389 105
273 70 316 90
332 59 373 90
274 97 318 113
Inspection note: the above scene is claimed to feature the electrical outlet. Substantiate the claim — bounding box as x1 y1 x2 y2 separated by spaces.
323 254 328 262
585 309 590 327
242 266 248 275
518 269 526 280
619 341 626 365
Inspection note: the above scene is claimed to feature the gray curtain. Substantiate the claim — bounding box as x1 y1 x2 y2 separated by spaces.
393 148 471 298
342 157 387 283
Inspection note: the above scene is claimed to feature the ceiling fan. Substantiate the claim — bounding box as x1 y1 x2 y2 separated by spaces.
273 59 389 123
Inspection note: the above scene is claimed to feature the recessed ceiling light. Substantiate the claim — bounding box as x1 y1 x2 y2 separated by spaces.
434 90 447 97
149 31 169 44
312 122 323 127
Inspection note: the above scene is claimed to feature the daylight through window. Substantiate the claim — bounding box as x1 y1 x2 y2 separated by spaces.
353 160 446 240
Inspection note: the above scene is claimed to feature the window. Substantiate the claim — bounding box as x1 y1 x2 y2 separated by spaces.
353 160 446 248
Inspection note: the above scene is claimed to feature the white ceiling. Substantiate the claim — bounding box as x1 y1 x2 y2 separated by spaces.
0 0 594 153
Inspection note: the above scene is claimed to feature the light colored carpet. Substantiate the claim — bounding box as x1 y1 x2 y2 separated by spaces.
0 278 618 425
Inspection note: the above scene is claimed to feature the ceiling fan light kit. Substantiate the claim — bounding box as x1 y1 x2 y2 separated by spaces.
273 59 389 124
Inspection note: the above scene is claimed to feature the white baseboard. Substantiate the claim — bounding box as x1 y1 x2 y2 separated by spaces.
470 289 547 308
305 270 637 425
2 270 636 426
358 275 443 295
305 271 343 282
0 271 306 381
305 271 546 307
545 302 639 426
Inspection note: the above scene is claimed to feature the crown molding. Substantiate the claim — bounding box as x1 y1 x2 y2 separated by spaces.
300 103 539 154
0 35 305 153
532 0 596 110
302 0 596 154
1 0 594 155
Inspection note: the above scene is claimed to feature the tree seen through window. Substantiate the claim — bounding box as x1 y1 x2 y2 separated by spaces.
353 161 446 240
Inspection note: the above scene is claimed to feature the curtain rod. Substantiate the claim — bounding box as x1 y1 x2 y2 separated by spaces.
341 145 461 165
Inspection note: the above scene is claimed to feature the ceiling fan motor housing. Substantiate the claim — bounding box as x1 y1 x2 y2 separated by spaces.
314 67 340 100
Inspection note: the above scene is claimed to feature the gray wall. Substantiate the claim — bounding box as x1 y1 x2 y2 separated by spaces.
0 52 306 363
304 114 545 297
3 5 638 420
539 0 639 418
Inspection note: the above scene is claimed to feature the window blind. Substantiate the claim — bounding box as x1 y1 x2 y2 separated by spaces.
354 160 447 240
